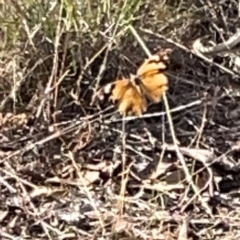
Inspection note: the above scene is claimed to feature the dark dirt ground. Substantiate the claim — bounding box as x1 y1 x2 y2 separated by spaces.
1 1 240 239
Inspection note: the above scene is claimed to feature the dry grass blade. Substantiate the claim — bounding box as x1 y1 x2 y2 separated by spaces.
105 99 202 123
178 215 190 240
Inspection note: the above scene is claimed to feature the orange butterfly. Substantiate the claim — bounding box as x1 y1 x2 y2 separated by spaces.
95 48 171 116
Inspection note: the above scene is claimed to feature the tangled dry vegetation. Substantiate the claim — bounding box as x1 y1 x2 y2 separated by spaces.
1 0 240 239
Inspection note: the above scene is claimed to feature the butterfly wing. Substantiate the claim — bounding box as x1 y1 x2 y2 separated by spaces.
111 78 130 101
137 49 171 77
93 78 129 102
137 49 171 103
94 77 147 116
117 81 147 116
137 57 167 77
140 73 168 102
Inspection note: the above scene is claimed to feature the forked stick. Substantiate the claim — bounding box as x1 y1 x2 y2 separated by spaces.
128 25 213 217
193 30 240 55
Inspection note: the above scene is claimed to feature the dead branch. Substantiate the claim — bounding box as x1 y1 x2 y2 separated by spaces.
193 30 240 55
